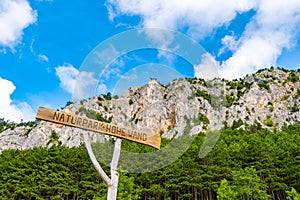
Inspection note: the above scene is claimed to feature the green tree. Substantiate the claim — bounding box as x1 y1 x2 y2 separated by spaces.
286 188 300 200
217 179 237 200
117 172 141 200
232 167 269 199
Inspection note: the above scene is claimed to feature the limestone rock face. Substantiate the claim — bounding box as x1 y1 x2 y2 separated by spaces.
1 68 300 151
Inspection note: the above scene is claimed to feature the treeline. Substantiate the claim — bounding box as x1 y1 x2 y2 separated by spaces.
0 124 300 199
131 124 300 200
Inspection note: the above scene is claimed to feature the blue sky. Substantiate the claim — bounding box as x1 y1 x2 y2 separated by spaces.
0 0 300 122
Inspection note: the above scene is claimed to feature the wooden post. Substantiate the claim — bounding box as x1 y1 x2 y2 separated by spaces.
83 133 110 185
84 133 122 200
107 138 122 200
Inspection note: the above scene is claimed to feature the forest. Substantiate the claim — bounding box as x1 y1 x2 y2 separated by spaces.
0 123 300 200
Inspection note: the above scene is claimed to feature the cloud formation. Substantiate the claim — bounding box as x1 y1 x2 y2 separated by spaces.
0 0 37 48
55 64 78 94
194 53 219 80
106 0 255 39
219 0 300 79
0 77 35 122
106 0 300 79
55 64 105 100
38 54 49 62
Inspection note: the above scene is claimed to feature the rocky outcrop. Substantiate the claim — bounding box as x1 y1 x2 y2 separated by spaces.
1 67 299 151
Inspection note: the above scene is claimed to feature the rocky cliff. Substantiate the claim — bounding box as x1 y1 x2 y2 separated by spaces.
1 67 299 151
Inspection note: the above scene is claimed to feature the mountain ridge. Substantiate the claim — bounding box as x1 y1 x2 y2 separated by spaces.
1 67 299 152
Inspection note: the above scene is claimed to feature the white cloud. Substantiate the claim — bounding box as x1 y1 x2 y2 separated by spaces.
220 0 300 79
140 28 176 50
0 0 37 48
29 38 50 62
219 35 238 55
194 53 220 80
55 64 78 94
74 71 99 100
94 44 120 67
220 35 282 79
55 64 103 100
102 57 125 80
38 54 49 62
107 0 300 79
106 0 256 39
157 50 176 64
0 77 35 122
96 83 108 95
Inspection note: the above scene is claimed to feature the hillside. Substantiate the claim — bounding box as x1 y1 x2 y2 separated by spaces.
0 67 300 151
0 67 300 199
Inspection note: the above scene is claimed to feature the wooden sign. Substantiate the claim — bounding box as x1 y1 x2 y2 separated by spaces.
36 107 161 149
